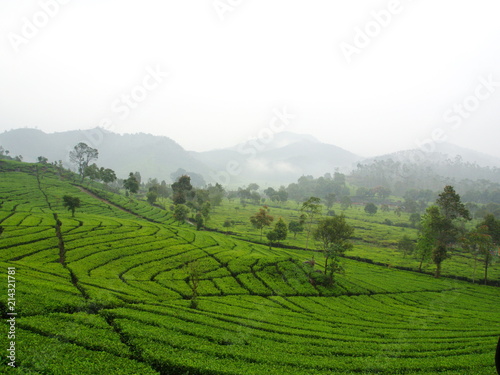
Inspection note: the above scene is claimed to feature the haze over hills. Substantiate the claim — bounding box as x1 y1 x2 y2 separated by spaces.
1 127 499 186
0 128 208 182
366 142 500 168
189 132 363 185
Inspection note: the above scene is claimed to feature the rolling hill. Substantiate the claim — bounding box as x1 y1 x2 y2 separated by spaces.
0 159 499 374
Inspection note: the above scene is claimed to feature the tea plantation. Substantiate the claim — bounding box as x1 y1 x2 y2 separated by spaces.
1 161 499 374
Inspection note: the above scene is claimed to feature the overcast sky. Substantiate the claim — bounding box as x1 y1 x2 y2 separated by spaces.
1 0 500 158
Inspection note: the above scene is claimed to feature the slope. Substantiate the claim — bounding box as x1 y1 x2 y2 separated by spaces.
0 160 499 374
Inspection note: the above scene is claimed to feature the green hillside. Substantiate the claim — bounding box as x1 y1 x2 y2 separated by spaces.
1 160 499 374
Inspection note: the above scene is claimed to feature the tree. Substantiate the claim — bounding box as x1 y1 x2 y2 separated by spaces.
207 183 225 206
185 260 201 309
313 215 354 285
223 219 235 228
288 220 304 239
267 217 288 248
340 196 352 211
146 191 158 205
301 197 322 251
250 207 274 241
100 168 117 184
468 214 500 283
436 185 471 221
397 235 415 258
277 186 288 203
364 203 378 215
69 143 98 181
247 183 259 191
123 172 139 195
381 204 390 212
415 215 434 272
172 175 193 205
462 226 494 283
173 204 190 225
37 156 48 164
195 212 204 231
409 213 421 228
264 187 277 201
84 163 100 183
200 201 211 223
324 193 336 209
419 187 471 278
62 195 81 217
133 171 142 185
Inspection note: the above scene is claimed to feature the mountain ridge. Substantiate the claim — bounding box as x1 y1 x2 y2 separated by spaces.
1 127 499 185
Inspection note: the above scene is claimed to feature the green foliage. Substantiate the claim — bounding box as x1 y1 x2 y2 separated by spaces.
397 235 416 257
250 206 274 240
69 142 98 180
288 220 304 238
340 196 352 210
418 186 472 278
266 217 288 248
462 223 496 283
313 215 354 284
146 190 158 205
364 202 378 215
62 195 81 217
301 196 322 250
173 204 190 225
172 175 193 204
123 172 139 194
436 185 471 220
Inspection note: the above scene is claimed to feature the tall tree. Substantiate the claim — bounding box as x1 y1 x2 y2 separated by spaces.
83 163 100 183
99 168 117 184
313 215 354 285
436 185 471 221
123 172 139 195
340 196 352 211
301 197 322 251
288 220 304 239
474 214 500 283
62 195 81 217
69 143 98 181
250 206 274 241
364 202 378 215
397 235 416 258
462 226 494 283
324 193 336 210
267 217 288 248
173 204 190 225
418 186 471 278
172 175 193 205
186 260 201 309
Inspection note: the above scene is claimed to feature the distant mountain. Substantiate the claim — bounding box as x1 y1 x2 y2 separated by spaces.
366 142 500 168
2 128 498 187
0 128 210 182
190 132 362 186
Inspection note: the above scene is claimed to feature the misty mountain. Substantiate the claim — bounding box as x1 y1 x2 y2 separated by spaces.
0 128 209 182
2 128 500 188
190 132 363 186
366 142 500 168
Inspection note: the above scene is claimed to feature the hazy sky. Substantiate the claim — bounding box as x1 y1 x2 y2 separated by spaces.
1 0 500 157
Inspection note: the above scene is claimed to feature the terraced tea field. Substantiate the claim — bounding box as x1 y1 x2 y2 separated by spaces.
1 161 499 374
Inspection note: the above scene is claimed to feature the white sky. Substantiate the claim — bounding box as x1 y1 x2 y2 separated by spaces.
1 0 500 157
